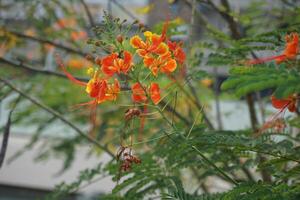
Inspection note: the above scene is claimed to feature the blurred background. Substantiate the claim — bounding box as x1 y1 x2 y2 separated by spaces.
1 0 299 199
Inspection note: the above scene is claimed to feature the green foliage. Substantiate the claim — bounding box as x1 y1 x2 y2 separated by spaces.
221 64 300 98
45 163 104 200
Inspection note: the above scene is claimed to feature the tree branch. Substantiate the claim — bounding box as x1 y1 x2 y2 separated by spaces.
0 78 115 157
1 57 89 82
110 0 139 22
0 57 130 90
4 29 87 57
80 0 95 27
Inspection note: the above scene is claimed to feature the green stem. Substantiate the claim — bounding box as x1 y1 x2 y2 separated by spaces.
153 102 238 186
191 145 239 186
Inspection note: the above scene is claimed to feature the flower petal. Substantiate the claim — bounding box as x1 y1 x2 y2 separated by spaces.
143 56 155 67
130 35 145 48
132 83 147 103
271 95 291 109
150 83 161 105
161 59 177 74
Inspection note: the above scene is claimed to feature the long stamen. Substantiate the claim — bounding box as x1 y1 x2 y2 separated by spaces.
247 55 286 65
56 54 87 86
270 102 290 121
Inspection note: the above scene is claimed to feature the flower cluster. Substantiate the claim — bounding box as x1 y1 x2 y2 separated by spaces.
61 22 185 107
130 30 185 77
54 17 87 41
129 28 185 105
60 63 121 106
249 32 299 133
59 20 186 172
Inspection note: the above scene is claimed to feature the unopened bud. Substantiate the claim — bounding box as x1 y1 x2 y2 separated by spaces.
95 56 102 65
138 23 145 30
85 54 93 61
95 41 101 46
116 34 124 43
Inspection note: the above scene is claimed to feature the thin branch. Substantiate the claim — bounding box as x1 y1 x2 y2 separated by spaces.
0 78 114 157
213 68 223 129
206 0 241 39
160 100 191 126
1 57 89 82
79 0 95 27
0 57 130 90
4 29 87 57
110 0 139 22
191 145 239 186
0 95 20 168
175 76 214 129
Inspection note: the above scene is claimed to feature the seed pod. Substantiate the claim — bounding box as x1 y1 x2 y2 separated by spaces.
116 34 124 44
95 56 102 65
85 54 93 61
133 20 139 25
95 41 101 46
138 23 145 31
86 38 94 44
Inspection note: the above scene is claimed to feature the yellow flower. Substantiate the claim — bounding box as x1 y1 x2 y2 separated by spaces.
86 67 94 76
135 3 154 14
144 31 152 38
172 17 185 25
201 78 213 87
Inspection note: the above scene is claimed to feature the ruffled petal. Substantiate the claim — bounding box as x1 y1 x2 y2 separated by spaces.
150 83 161 105
161 59 177 74
271 95 291 109
130 35 145 48
131 83 147 103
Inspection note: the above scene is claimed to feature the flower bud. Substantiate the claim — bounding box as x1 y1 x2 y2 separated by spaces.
85 54 93 61
95 56 102 65
116 34 124 43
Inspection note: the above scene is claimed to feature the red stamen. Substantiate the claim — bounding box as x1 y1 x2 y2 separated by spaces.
247 55 286 65
56 54 87 86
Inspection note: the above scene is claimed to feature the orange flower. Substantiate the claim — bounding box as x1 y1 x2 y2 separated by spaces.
201 78 213 87
167 40 186 64
248 32 299 65
131 32 168 57
44 44 55 51
101 51 133 76
71 31 87 41
83 72 120 104
131 83 147 103
67 58 92 69
131 82 161 104
150 83 161 105
143 53 177 76
105 78 120 101
276 32 299 63
55 18 77 29
258 94 297 135
130 35 147 49
130 21 169 55
130 21 181 76
59 58 120 105
271 95 297 113
86 75 107 103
